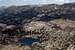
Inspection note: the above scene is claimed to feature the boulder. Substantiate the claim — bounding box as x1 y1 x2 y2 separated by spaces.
6 25 17 30
0 23 7 31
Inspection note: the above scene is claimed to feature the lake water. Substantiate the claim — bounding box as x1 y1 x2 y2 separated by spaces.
17 37 39 45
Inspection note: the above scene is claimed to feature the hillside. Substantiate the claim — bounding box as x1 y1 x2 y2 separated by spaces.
0 3 75 50
0 3 75 25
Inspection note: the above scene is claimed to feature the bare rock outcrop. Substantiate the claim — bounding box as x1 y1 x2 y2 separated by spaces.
23 21 52 34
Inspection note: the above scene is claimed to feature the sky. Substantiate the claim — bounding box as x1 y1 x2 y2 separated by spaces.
0 0 75 6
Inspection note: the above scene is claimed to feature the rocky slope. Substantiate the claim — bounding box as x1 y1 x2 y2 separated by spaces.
0 3 75 50
0 3 75 25
0 19 75 50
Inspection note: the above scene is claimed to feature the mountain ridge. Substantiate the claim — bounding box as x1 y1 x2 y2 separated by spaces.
0 3 75 25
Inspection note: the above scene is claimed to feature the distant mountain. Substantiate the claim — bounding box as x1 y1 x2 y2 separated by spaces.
0 6 7 10
0 3 75 25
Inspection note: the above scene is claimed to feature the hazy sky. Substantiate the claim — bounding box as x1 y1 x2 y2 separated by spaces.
0 0 75 6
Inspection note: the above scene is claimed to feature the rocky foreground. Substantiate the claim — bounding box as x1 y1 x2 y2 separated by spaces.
0 19 75 50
